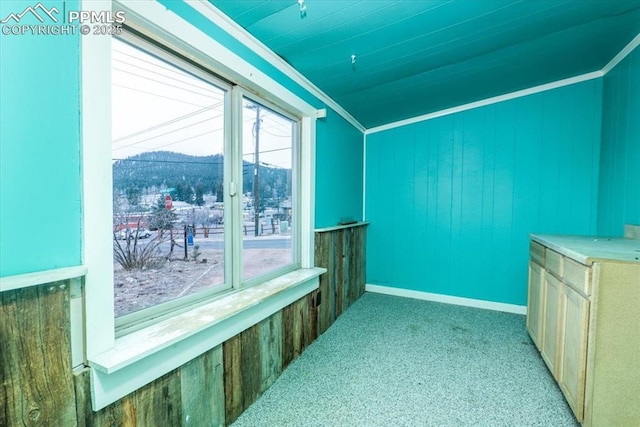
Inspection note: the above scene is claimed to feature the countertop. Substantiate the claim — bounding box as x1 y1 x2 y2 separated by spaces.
530 234 640 265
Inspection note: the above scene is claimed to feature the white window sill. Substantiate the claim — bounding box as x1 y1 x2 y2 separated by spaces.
0 265 87 292
88 267 325 410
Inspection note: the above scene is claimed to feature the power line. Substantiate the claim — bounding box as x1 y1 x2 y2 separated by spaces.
242 146 291 157
113 158 223 166
113 83 208 107
113 115 219 152
113 65 221 99
113 45 226 95
113 105 217 144
113 46 199 82
112 157 266 171
112 57 219 94
260 127 290 138
154 129 219 150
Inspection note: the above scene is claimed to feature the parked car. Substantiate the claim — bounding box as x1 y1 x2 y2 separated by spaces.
117 228 151 240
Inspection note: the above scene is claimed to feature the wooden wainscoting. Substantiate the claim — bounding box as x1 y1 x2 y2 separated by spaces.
0 282 77 426
0 224 367 426
315 223 367 334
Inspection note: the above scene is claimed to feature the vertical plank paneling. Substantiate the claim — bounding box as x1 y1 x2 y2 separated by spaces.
92 393 137 427
281 297 295 367
315 224 368 332
307 290 319 343
4 222 366 427
77 369 183 426
0 281 77 426
598 47 640 236
282 297 306 366
335 228 345 316
133 371 182 426
316 231 334 335
224 326 262 424
181 346 225 427
258 312 282 393
366 79 602 306
223 334 243 424
239 327 261 411
73 368 91 427
354 228 367 298
342 227 352 311
328 231 338 325
76 368 132 426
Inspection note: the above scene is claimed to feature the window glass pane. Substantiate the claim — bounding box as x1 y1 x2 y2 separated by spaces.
112 38 227 317
241 98 295 280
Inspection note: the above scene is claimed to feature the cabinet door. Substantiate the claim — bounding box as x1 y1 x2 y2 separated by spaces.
527 261 544 347
541 272 561 376
557 284 590 422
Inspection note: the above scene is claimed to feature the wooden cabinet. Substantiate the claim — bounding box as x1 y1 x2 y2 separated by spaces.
527 235 640 426
526 261 543 347
541 272 561 374
557 283 589 418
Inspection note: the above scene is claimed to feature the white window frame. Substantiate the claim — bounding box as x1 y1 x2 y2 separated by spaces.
81 0 321 410
111 31 235 333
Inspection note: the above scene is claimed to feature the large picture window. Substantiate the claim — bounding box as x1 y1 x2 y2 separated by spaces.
111 33 299 323
82 1 318 408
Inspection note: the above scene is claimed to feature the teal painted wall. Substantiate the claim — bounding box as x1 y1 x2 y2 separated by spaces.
157 0 364 228
315 111 363 227
0 0 363 278
365 80 603 306
598 47 640 236
0 1 82 277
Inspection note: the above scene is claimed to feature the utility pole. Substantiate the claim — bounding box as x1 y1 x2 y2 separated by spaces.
253 105 261 236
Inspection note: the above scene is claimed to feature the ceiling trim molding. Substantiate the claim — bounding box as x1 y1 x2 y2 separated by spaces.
365 71 603 135
187 1 366 133
602 33 640 75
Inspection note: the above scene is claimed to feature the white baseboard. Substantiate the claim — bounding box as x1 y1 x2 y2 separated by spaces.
365 284 527 315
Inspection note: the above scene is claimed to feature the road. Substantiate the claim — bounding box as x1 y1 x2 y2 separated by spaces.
195 238 291 250
125 236 291 251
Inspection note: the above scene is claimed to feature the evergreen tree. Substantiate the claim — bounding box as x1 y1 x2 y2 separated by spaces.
195 182 205 206
215 181 224 203
125 184 141 207
148 196 178 231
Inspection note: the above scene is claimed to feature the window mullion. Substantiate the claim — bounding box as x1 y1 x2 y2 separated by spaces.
229 87 244 289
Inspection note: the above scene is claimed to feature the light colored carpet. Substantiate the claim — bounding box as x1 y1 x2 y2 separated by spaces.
232 292 579 427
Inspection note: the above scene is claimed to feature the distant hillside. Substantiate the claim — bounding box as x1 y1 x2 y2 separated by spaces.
113 151 290 204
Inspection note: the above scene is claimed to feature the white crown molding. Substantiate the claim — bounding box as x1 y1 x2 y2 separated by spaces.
186 0 366 133
602 32 640 75
366 284 527 315
366 71 603 135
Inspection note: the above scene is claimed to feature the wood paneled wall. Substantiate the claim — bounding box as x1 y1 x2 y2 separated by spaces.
0 225 366 426
0 283 77 426
598 46 640 236
366 80 602 306
315 224 367 334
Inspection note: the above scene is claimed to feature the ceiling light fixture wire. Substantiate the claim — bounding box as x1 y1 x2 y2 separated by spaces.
298 0 307 18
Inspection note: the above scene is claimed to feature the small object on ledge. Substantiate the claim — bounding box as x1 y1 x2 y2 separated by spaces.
338 218 358 226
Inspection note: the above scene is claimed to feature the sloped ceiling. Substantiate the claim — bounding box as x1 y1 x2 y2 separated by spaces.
209 0 640 129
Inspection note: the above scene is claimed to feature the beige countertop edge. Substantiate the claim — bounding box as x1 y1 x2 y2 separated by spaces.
530 234 640 265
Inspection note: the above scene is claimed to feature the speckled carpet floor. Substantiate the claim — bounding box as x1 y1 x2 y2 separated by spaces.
232 292 579 427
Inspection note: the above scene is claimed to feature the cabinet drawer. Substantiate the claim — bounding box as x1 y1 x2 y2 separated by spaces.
546 249 564 279
564 258 591 296
530 241 545 266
